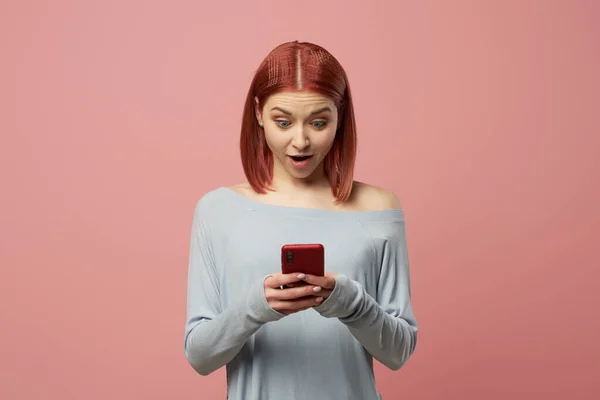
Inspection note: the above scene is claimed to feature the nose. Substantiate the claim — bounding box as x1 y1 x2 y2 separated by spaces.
291 125 309 150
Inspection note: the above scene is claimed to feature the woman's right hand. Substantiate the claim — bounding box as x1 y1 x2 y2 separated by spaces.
263 273 326 315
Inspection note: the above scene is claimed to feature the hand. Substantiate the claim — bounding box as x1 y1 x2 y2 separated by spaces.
264 273 327 315
300 272 337 302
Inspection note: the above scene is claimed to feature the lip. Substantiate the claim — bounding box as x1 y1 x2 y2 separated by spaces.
288 155 313 169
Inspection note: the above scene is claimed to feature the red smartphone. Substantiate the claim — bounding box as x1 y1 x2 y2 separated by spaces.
281 243 325 277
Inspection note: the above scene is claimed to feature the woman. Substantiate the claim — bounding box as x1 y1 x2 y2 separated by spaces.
184 41 418 400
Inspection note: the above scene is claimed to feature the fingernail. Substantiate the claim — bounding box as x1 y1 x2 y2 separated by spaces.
297 273 306 279
313 286 322 292
315 297 324 303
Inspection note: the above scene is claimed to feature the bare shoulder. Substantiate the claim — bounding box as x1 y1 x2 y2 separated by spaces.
229 182 249 190
228 182 253 195
351 181 403 211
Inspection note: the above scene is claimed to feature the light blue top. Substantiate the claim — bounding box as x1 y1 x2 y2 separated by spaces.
184 187 418 400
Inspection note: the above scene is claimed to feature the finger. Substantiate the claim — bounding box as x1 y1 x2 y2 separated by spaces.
302 274 336 290
271 296 324 314
280 286 332 299
314 288 333 299
284 281 309 288
266 284 322 301
291 295 325 312
265 273 306 288
298 299 324 312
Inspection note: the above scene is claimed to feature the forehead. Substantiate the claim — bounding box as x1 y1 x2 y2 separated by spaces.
264 90 334 111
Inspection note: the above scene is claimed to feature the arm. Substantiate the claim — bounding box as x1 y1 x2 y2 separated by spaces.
313 219 418 370
184 198 284 376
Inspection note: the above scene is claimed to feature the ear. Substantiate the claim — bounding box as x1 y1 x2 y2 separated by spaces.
254 96 263 127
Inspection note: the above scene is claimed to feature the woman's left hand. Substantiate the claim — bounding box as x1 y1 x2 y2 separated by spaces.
300 272 338 301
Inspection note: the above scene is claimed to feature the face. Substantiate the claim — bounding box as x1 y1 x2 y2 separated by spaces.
256 90 338 183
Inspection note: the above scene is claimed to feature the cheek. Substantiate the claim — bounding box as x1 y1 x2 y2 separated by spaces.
263 129 284 153
314 129 337 153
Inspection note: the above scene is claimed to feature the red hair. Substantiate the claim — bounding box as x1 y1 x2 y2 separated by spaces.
239 41 357 203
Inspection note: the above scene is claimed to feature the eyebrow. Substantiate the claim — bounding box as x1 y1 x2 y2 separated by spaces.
270 106 332 116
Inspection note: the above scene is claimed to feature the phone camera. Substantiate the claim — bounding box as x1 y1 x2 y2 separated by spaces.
286 251 293 264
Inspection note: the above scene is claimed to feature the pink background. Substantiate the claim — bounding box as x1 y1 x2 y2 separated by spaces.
2 1 599 399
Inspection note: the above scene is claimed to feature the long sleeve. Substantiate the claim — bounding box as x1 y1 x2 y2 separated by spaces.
183 197 285 376
314 218 418 370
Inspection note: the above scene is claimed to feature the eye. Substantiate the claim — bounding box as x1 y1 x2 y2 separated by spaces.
312 120 328 129
275 120 291 128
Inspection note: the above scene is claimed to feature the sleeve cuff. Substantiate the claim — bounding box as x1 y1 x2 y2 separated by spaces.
245 275 286 324
313 274 362 319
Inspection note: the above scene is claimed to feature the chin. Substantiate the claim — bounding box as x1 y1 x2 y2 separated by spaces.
287 168 316 179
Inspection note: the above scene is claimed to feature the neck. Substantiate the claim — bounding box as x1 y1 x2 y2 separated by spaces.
270 160 329 193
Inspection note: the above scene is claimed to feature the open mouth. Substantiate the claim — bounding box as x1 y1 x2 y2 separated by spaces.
289 155 313 162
